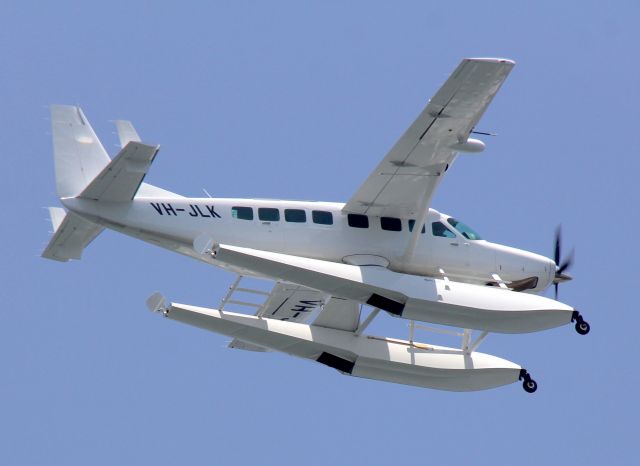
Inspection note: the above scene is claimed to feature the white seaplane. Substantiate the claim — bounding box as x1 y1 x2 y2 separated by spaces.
42 58 589 393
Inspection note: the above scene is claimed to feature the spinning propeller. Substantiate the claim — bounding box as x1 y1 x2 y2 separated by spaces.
553 226 574 299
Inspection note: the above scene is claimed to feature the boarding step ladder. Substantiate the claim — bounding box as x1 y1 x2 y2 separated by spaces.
218 275 271 315
407 320 490 355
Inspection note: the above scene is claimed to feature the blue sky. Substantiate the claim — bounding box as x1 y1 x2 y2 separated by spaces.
2 1 638 465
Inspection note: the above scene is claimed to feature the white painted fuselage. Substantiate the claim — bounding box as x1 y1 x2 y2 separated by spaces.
63 196 556 293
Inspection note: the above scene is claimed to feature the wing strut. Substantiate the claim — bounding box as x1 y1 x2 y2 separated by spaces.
468 331 489 353
401 182 433 265
406 322 489 353
354 307 380 336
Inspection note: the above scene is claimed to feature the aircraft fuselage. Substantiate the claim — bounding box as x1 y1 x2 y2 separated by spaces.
63 196 556 293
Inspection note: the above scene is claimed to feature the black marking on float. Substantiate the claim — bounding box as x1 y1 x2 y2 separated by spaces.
367 294 405 316
316 352 355 374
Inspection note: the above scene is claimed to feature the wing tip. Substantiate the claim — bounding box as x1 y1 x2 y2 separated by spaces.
465 57 516 66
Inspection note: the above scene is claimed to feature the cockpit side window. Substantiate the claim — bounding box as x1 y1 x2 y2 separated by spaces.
432 221 456 238
446 218 482 240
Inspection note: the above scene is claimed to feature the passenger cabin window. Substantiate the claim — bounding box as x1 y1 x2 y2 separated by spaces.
312 210 333 225
232 206 253 220
447 218 482 240
347 214 369 228
258 207 280 221
432 221 456 238
285 209 306 223
408 219 426 234
381 217 402 231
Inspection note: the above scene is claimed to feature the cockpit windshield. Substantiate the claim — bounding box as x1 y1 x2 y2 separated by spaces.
446 218 483 240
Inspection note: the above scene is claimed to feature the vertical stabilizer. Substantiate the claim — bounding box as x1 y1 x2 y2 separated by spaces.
50 105 111 198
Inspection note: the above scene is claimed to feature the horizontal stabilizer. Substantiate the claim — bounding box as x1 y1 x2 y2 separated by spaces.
80 141 159 202
114 120 141 148
48 207 66 232
42 210 103 262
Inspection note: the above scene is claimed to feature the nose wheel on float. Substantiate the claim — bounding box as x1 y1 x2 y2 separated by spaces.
519 369 537 393
571 310 590 335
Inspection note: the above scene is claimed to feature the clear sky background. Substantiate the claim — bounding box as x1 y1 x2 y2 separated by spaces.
2 1 638 465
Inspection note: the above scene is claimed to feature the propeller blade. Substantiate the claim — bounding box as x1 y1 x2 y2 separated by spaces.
552 226 574 299
554 226 562 266
557 248 575 275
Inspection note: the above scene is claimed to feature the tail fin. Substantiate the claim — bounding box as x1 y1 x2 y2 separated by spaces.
50 105 111 198
44 105 182 261
50 105 181 200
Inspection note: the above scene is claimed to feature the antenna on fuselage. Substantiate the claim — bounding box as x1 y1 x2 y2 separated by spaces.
470 129 497 137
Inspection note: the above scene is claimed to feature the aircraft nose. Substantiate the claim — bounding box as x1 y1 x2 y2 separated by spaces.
532 256 557 290
492 243 556 291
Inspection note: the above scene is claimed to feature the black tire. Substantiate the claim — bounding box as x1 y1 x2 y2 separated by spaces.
523 379 538 393
575 321 590 335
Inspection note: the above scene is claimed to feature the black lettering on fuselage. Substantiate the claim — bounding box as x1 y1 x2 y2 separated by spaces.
151 202 221 219
206 205 221 218
195 205 210 217
162 203 176 216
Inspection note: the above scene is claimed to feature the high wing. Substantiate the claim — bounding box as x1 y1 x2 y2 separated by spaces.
228 282 360 351
343 58 515 218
